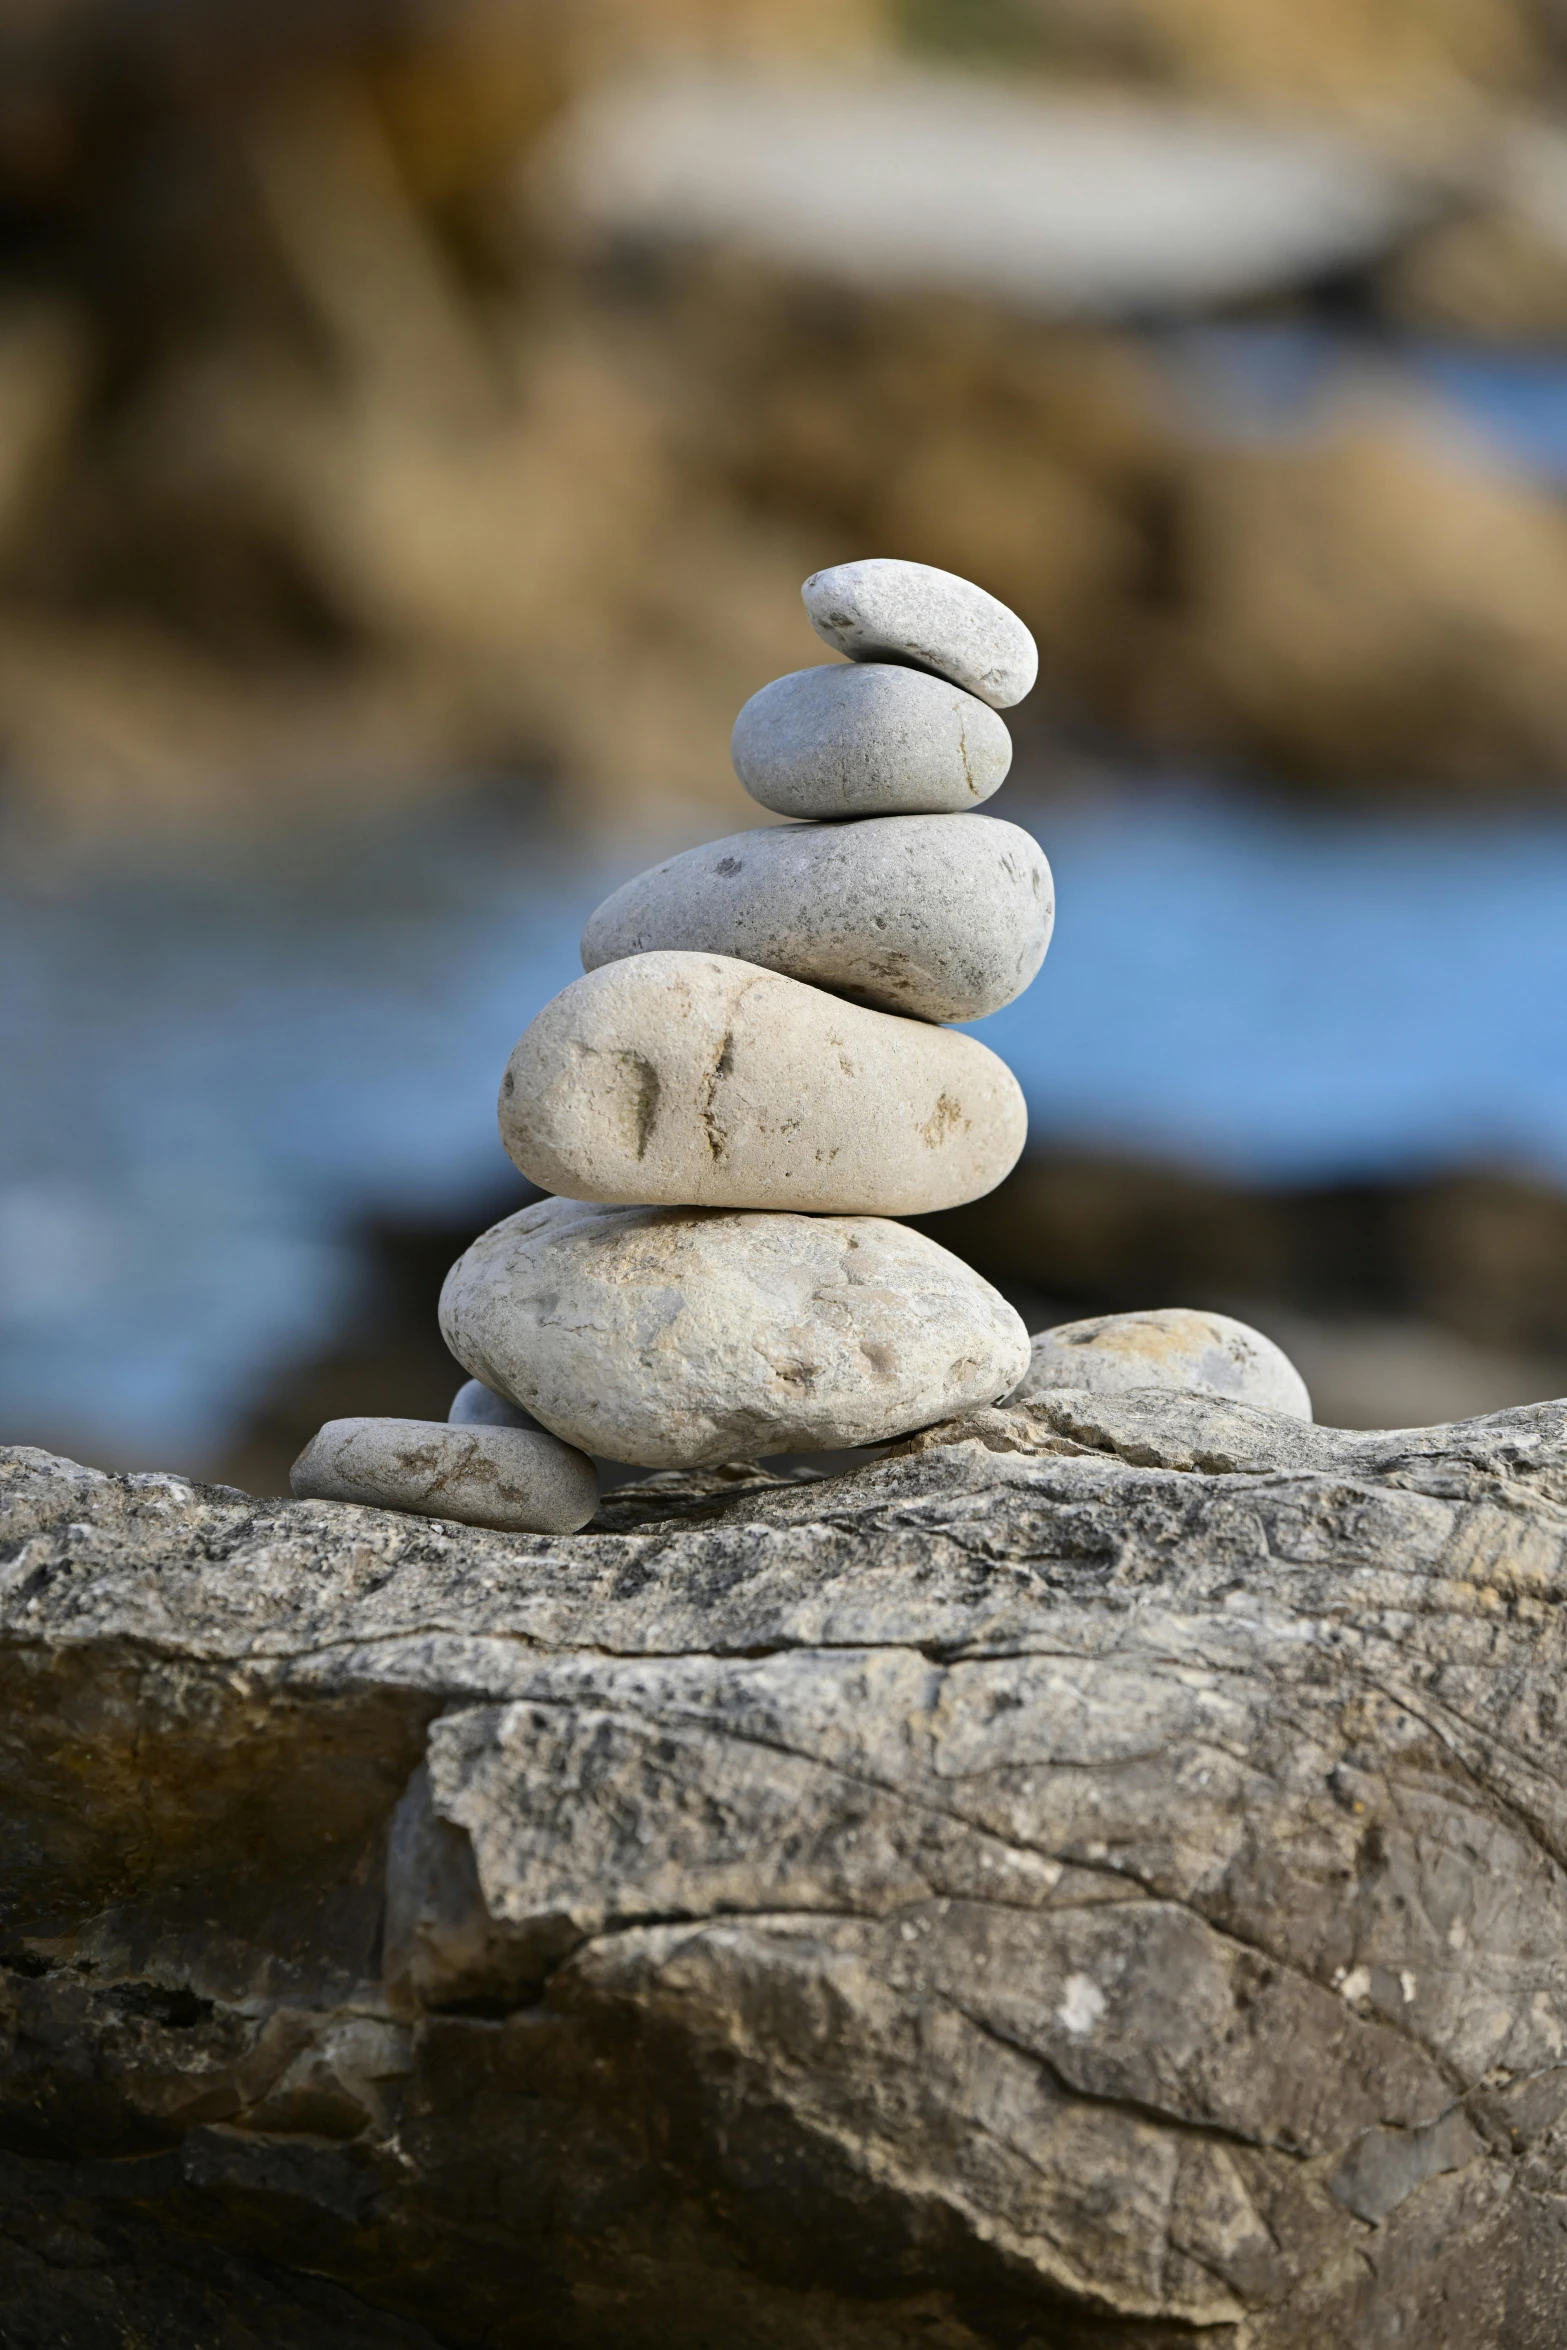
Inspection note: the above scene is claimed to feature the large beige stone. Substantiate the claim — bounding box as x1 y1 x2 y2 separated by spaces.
439 1194 1031 1466
580 812 1053 1023
499 950 1026 1215
289 1416 599 1533
1014 1306 1312 1419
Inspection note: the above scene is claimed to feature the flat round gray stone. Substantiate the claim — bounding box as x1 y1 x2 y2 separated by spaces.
499 950 1027 1216
439 1195 1031 1468
731 663 1011 820
580 814 1053 1024
802 558 1038 709
1012 1307 1313 1420
290 1417 600 1532
448 1378 542 1431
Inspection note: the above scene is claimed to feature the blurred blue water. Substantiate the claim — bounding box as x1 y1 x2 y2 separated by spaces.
0 816 630 1458
988 787 1567 1175
7 780 1567 1462
1416 348 1567 482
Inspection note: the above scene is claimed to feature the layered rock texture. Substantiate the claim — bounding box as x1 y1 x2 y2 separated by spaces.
6 1393 1567 2346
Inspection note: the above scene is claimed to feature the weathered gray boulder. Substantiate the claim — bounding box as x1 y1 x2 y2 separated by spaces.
6 1393 1567 2347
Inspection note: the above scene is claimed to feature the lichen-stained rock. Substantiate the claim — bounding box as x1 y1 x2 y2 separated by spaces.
6 1399 1567 2346
1013 1304 1313 1418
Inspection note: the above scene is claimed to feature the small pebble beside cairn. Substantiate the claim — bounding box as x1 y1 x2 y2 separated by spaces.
292 559 1311 1535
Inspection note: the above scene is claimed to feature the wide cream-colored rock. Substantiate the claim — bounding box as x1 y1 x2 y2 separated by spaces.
499 951 1026 1214
289 1416 599 1532
580 813 1053 1023
439 1195 1031 1466
1013 1306 1312 1419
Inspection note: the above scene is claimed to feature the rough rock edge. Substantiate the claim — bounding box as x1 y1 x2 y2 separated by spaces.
5 1392 1567 2347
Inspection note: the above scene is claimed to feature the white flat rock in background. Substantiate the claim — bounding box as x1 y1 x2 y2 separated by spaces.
732 663 1011 819
1014 1306 1312 1419
440 1195 1030 1467
499 950 1027 1215
540 67 1429 315
804 560 1037 710
290 1415 600 1533
581 813 1053 1024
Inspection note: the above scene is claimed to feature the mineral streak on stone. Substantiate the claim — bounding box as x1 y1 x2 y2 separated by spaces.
802 556 1039 709
289 1415 598 1534
1014 1304 1313 1419
448 1377 541 1431
581 813 1053 1024
730 661 1012 818
498 950 1027 1215
439 1194 1029 1466
8 1393 1567 2344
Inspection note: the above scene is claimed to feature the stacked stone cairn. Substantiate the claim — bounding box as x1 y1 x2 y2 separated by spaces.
292 559 1312 1535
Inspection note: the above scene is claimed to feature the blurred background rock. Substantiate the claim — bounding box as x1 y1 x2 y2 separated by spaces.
9 0 1567 1485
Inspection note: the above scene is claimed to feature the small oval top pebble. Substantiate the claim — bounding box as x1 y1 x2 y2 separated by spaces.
803 558 1038 711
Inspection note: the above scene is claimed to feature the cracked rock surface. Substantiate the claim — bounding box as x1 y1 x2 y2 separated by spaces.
5 1391 1567 2346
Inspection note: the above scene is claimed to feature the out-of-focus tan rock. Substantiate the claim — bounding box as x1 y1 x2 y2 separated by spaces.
960 0 1553 109
1134 412 1567 789
1381 121 1567 337
11 0 1567 847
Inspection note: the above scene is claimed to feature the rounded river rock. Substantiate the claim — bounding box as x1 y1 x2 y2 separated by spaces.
439 1195 1031 1467
802 557 1038 710
448 1377 541 1431
1013 1307 1313 1420
580 813 1053 1023
731 663 1011 819
499 950 1027 1215
289 1416 599 1532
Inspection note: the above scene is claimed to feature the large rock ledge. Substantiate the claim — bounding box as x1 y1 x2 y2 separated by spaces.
5 1392 1567 2347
